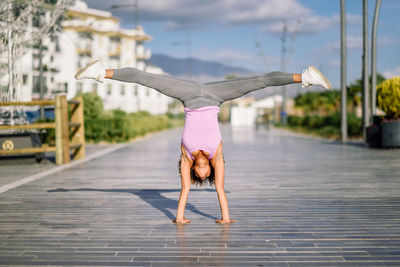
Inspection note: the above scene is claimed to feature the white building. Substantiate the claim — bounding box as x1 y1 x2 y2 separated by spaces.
230 95 283 126
20 0 172 114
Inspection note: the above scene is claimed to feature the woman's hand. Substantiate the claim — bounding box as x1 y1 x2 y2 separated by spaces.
216 219 236 224
173 217 191 224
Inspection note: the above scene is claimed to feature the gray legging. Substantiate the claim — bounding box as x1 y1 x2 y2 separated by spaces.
112 68 294 109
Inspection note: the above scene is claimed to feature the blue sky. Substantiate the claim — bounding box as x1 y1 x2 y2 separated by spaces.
85 0 400 88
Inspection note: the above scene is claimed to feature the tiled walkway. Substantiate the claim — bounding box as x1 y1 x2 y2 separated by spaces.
0 126 400 266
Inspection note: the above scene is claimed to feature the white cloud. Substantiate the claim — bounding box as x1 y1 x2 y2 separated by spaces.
326 35 362 51
222 0 310 24
383 67 400 79
86 0 340 34
195 48 257 64
325 35 398 51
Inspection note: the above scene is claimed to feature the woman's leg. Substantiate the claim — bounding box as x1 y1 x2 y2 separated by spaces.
107 68 200 101
202 71 298 102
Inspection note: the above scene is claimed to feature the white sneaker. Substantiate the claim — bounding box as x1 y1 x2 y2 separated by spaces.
74 60 106 83
301 65 332 89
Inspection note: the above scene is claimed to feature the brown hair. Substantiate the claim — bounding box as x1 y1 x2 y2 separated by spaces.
178 158 215 186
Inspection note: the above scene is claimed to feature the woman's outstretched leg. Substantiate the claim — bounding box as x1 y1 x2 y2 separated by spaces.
76 60 200 102
202 66 330 103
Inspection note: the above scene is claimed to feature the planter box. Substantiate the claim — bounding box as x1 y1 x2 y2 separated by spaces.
367 116 383 148
382 121 400 148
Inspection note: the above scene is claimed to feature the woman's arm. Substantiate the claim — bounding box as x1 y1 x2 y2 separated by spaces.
173 146 192 224
211 143 235 224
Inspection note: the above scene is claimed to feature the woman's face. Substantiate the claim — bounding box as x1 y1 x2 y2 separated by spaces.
194 156 211 180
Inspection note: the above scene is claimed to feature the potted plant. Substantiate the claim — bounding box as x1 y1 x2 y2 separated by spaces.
377 77 400 147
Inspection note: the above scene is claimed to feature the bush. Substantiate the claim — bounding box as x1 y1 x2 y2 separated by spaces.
287 112 362 138
78 92 104 120
319 126 340 137
35 118 56 146
288 115 303 126
323 113 340 128
347 113 362 136
78 92 183 143
302 115 325 128
377 77 400 119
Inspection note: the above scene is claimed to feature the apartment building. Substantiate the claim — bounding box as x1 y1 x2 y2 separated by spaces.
21 0 171 114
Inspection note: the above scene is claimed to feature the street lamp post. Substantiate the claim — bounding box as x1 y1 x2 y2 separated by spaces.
171 33 192 79
111 0 139 28
371 0 382 117
111 1 141 111
280 24 288 126
362 0 370 140
340 0 347 143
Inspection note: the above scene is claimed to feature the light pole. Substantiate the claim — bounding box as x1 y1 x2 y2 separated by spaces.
340 0 347 143
111 0 139 28
280 23 288 126
111 1 141 110
171 33 192 79
371 0 382 117
362 0 370 140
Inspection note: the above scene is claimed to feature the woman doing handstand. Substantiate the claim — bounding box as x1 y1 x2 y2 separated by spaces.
75 60 331 224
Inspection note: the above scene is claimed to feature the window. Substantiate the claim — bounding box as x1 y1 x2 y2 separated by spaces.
134 85 138 96
146 88 149 96
32 76 47 94
121 85 125 96
107 84 112 96
23 75 28 85
92 83 98 95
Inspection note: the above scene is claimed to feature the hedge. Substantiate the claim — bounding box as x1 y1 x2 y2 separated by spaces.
287 113 362 137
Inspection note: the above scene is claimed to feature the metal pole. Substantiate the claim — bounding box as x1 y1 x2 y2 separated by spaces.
7 1 13 102
134 0 138 27
39 40 45 119
340 0 348 143
371 0 381 117
362 0 369 140
281 23 287 126
187 32 192 79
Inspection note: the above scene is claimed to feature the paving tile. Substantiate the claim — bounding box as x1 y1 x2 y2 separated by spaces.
0 126 400 266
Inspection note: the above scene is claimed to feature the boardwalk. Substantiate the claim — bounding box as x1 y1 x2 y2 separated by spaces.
0 126 400 266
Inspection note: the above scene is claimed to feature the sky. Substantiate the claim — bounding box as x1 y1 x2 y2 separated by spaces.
84 0 400 89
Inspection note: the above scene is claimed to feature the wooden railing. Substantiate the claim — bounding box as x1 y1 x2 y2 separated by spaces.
0 95 85 165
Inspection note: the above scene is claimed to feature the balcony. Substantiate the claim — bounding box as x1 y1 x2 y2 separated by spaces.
108 45 121 59
136 46 151 61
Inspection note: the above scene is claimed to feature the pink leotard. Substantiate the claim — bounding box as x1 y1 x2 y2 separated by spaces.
181 106 221 160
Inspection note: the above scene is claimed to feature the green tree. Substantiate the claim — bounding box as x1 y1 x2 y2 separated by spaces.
347 73 386 113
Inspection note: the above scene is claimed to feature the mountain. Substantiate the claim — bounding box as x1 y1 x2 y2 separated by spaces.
148 54 251 83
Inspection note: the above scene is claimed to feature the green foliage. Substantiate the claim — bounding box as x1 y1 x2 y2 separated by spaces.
79 92 183 143
35 118 55 146
225 74 238 80
287 113 361 137
289 75 386 138
347 113 362 136
377 77 400 119
346 73 386 113
78 92 104 120
294 90 340 115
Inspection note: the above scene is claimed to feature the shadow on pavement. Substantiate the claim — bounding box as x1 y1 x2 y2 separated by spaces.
48 188 220 220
